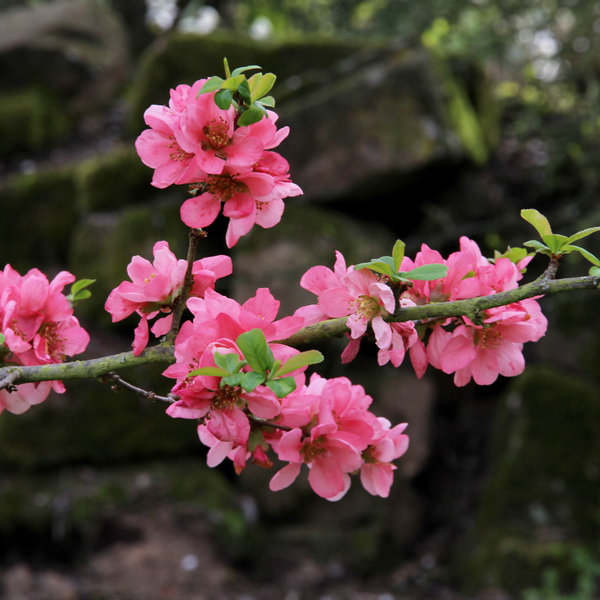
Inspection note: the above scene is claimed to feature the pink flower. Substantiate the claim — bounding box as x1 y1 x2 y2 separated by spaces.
428 299 547 386
360 420 409 498
0 266 90 414
105 241 232 355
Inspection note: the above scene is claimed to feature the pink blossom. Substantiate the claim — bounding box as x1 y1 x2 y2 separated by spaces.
0 266 90 414
428 299 547 386
105 241 232 355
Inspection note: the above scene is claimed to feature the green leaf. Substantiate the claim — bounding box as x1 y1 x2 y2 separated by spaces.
523 239 551 253
249 72 276 101
257 96 275 108
266 377 297 399
391 240 405 272
589 266 600 277
222 373 243 387
565 227 600 245
237 79 252 104
521 209 553 237
274 350 324 377
231 64 262 77
240 371 266 392
541 233 569 254
237 103 266 126
236 329 273 375
400 264 448 281
354 257 396 278
188 366 229 377
198 76 224 95
214 88 234 110
71 278 95 296
0 332 5 345
221 75 246 91
563 245 600 267
214 352 242 373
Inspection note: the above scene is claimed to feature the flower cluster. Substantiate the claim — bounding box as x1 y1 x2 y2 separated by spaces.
105 241 232 355
0 265 90 414
297 237 547 386
135 80 302 247
163 287 409 500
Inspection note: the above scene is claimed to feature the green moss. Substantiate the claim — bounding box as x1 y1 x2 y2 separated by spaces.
0 87 73 155
75 145 157 213
0 165 79 271
457 365 600 593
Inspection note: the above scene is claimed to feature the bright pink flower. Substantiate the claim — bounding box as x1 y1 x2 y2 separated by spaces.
105 241 232 355
360 420 409 498
0 266 90 414
428 299 547 386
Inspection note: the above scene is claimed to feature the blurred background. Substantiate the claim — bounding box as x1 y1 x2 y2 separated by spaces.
1 1 600 598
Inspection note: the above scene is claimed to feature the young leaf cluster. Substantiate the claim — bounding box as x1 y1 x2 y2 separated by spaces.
521 209 600 274
354 240 448 283
197 58 277 126
67 279 95 307
190 328 323 399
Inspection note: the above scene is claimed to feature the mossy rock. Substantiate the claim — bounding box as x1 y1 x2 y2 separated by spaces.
0 165 79 272
68 195 201 323
0 87 74 156
456 364 600 594
75 145 160 213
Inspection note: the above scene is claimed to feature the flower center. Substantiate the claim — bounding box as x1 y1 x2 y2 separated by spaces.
39 322 66 362
477 327 502 349
206 174 248 202
202 119 231 154
301 435 327 463
212 384 243 410
168 137 194 162
352 295 382 320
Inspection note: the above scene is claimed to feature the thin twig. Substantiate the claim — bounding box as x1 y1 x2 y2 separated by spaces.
102 372 178 404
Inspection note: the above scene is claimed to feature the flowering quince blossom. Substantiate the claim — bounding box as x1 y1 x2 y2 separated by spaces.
0 265 90 414
135 79 302 247
105 241 232 355
269 374 409 500
164 287 305 444
401 237 545 385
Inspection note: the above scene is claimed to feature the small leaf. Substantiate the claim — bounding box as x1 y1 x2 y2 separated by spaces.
589 266 600 277
266 377 297 399
214 352 242 373
541 233 569 254
237 103 266 126
565 226 600 245
188 366 229 377
400 264 448 281
274 350 324 377
563 244 600 267
222 373 243 387
198 76 224 95
391 240 405 272
236 329 273 375
221 75 246 91
237 79 252 104
354 257 396 278
0 332 5 345
214 88 234 110
71 278 95 296
250 72 276 101
240 371 266 392
523 239 551 253
231 64 262 77
521 209 553 237
257 96 275 108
